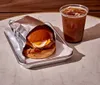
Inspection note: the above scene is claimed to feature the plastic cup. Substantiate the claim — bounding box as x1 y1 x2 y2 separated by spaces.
60 4 88 43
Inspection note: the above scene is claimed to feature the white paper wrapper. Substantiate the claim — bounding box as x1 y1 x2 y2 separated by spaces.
4 16 73 68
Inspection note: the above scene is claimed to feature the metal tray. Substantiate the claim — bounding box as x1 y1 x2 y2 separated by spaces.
4 18 73 69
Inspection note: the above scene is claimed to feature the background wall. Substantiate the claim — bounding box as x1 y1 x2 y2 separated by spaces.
0 0 100 19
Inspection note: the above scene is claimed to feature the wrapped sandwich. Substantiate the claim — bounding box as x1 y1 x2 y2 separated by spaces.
23 24 56 59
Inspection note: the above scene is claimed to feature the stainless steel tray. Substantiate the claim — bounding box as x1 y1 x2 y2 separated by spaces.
4 17 73 69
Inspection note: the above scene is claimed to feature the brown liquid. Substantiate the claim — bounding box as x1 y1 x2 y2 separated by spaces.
62 7 87 43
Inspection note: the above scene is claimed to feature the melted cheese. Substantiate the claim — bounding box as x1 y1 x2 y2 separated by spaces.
32 39 51 48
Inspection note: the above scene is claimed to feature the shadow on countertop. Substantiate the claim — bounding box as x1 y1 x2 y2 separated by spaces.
83 23 100 42
30 23 100 70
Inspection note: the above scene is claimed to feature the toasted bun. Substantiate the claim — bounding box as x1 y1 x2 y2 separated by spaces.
23 44 56 59
23 25 56 59
27 25 53 42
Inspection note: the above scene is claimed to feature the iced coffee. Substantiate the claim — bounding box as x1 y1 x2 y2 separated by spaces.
60 4 88 43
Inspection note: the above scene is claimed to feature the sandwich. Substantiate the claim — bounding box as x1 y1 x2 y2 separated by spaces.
23 25 56 59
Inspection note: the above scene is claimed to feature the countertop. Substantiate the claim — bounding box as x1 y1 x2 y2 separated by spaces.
0 12 100 85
